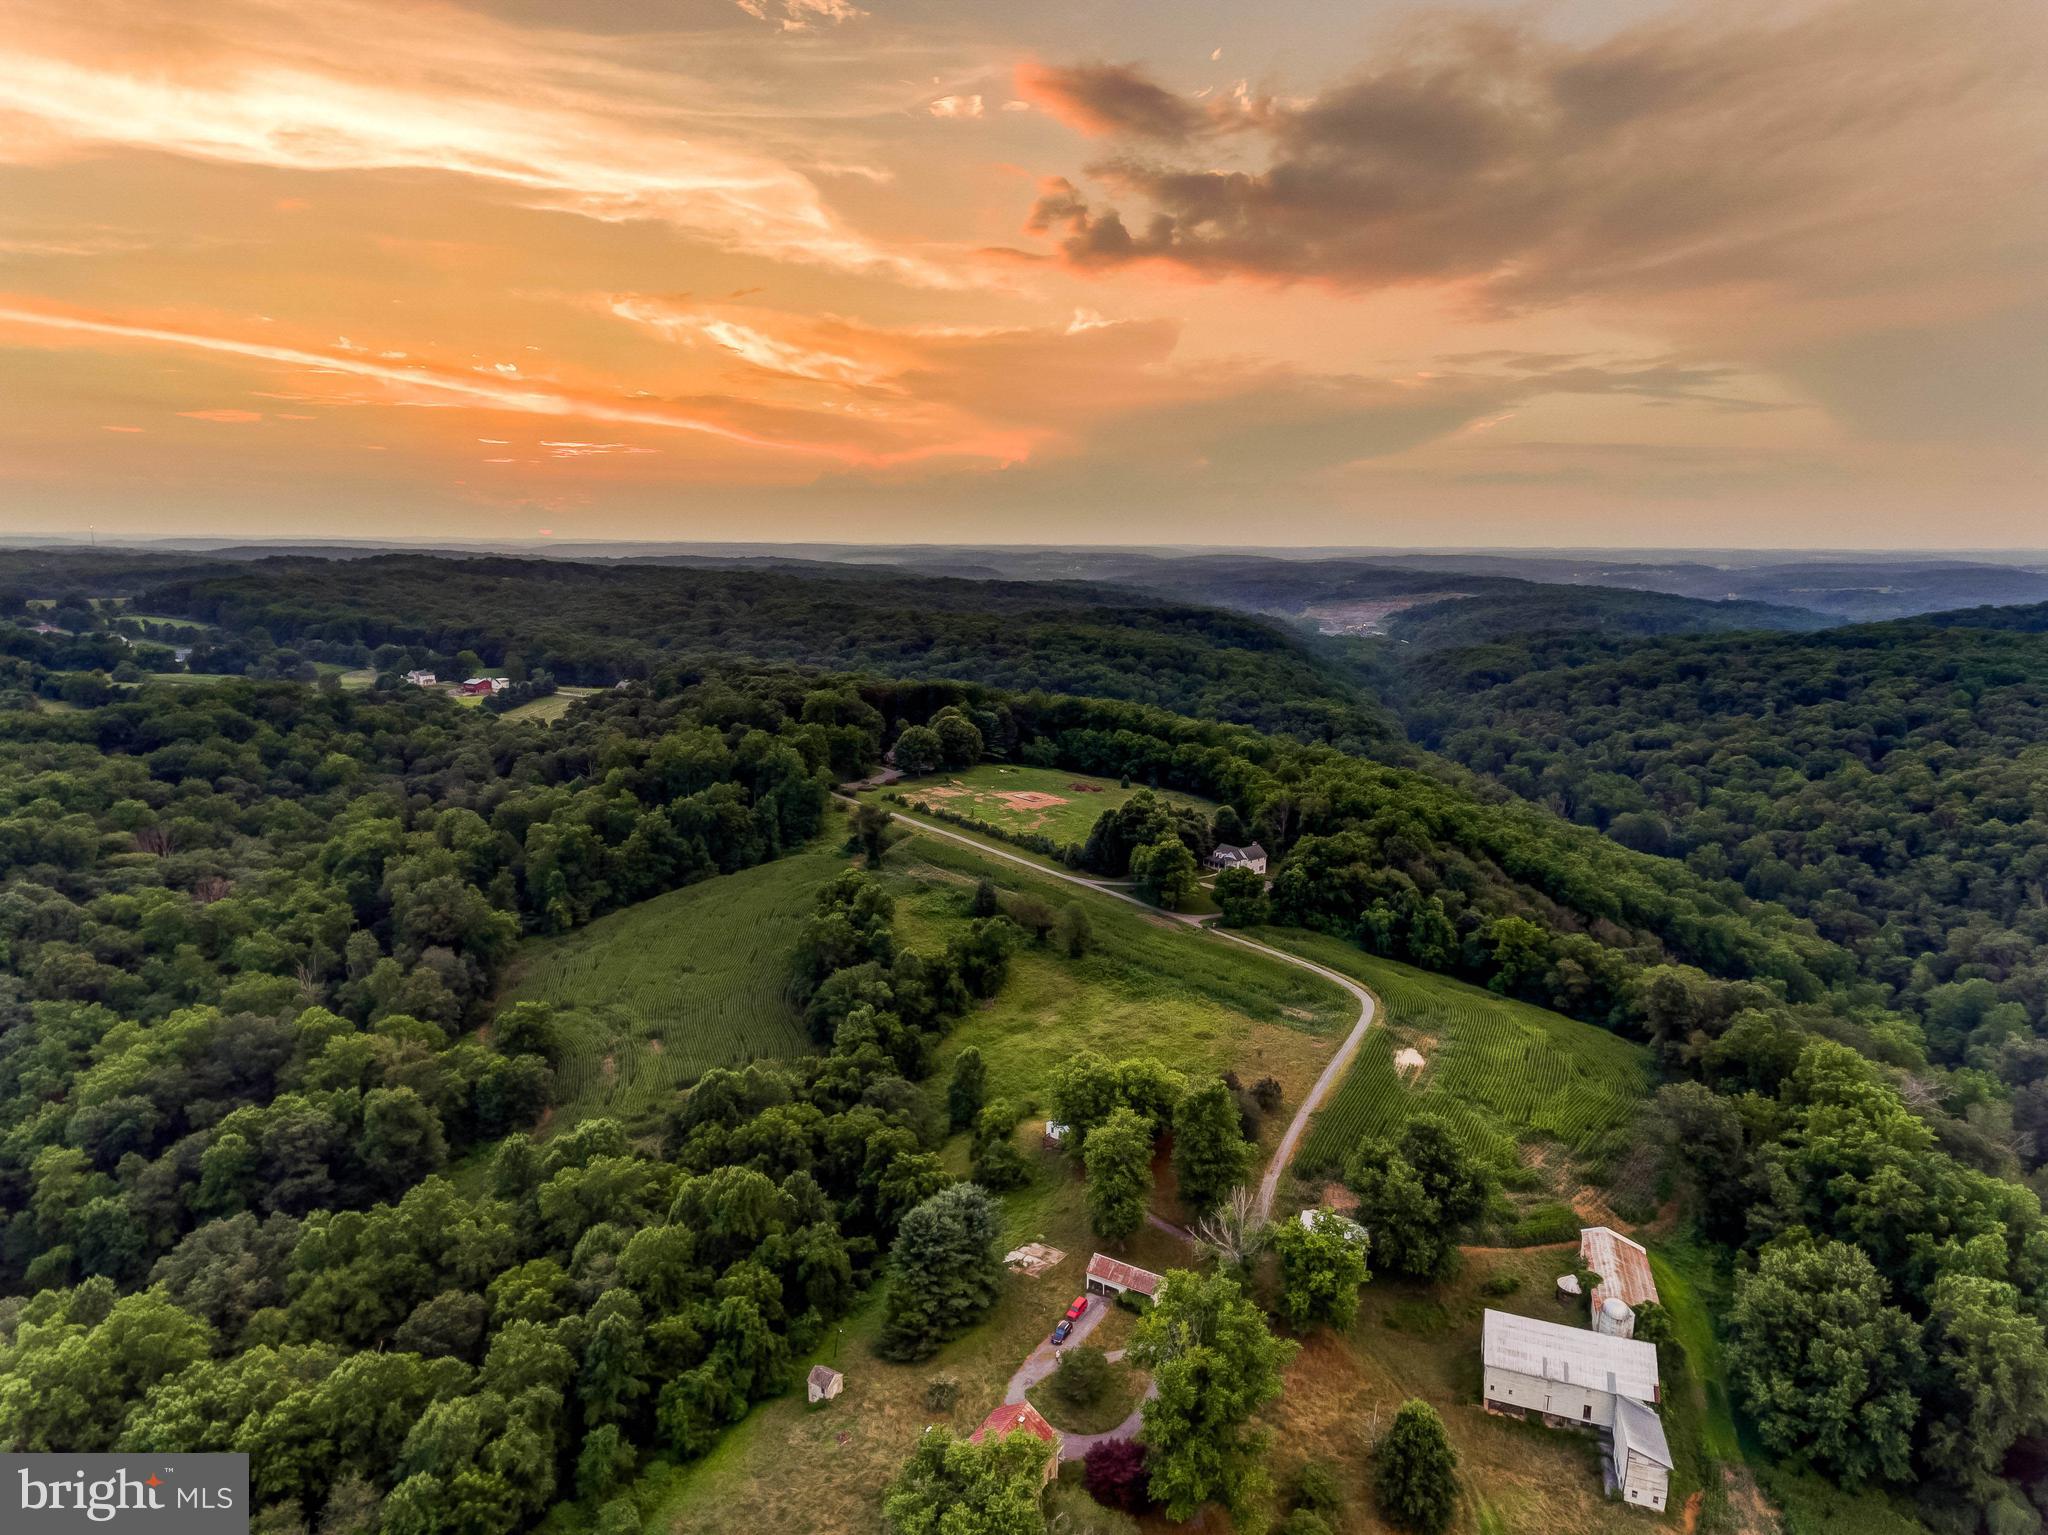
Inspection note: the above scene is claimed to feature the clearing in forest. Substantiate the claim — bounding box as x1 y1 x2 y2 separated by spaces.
876 762 1212 846
497 835 852 1121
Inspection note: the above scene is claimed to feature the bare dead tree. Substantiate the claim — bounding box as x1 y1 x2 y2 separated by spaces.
1193 1184 1268 1270
133 824 176 857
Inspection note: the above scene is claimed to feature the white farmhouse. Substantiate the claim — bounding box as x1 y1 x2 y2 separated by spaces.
1481 1309 1670 1513
1206 842 1268 875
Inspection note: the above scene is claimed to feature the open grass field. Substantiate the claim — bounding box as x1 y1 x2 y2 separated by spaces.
874 762 1212 849
880 831 1354 1135
500 685 602 723
1267 933 1649 1180
498 836 853 1124
639 820 1355 1534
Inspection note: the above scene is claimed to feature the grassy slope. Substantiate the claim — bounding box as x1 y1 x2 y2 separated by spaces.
645 822 1349 1535
562 819 1715 1535
499 686 602 723
1260 932 1648 1180
498 836 852 1123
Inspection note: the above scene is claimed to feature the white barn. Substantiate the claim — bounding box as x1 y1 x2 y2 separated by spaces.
1482 1310 1669 1514
1608 1396 1674 1512
1482 1309 1660 1429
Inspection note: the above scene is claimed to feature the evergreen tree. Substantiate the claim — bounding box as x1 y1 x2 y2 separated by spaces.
948 1047 988 1131
1373 1400 1459 1535
876 1183 1004 1362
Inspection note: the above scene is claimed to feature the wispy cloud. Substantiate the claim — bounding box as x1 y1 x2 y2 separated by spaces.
0 0 956 286
0 303 847 456
610 297 895 388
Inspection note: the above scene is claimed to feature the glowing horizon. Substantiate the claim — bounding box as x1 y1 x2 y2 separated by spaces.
1 0 2042 546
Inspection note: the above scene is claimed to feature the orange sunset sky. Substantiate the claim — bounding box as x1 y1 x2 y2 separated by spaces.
1 0 2043 546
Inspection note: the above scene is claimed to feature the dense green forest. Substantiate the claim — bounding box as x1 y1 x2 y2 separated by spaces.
111 554 1393 749
0 660 1031 1533
6 552 2048 1531
1390 612 2048 1175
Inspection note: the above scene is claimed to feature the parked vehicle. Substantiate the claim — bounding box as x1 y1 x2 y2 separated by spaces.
1051 1318 1073 1345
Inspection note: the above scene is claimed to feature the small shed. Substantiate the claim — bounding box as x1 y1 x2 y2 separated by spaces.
1086 1253 1164 1300
970 1400 1062 1480
1608 1395 1674 1512
1042 1120 1069 1148
807 1364 843 1404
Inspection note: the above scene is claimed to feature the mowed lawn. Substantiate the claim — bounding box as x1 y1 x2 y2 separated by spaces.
879 762 1212 847
1267 932 1649 1179
498 836 855 1123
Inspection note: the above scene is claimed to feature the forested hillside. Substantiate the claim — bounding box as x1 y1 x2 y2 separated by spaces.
121 555 1392 749
5 554 2048 1532
1391 612 2048 1171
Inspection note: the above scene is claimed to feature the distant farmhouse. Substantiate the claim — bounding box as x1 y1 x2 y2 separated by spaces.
403 670 437 687
1206 841 1268 874
969 1401 1061 1482
1481 1309 1672 1513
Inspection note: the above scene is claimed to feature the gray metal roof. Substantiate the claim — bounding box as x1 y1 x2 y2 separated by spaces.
1614 1394 1674 1469
1481 1309 1660 1403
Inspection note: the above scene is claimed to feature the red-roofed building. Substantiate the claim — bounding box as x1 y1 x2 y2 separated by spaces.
1086 1252 1163 1300
970 1401 1062 1480
1580 1226 1659 1313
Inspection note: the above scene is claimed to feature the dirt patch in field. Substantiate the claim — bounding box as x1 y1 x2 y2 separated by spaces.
1066 782 1106 793
913 786 965 800
997 791 1068 810
1394 1046 1427 1080
1571 1183 1626 1230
